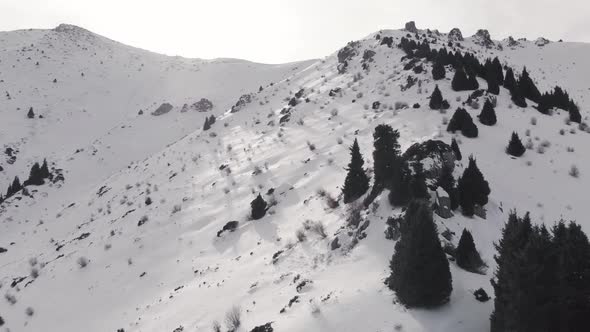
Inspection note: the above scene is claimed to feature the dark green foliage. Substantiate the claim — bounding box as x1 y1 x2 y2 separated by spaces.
388 159 411 206
342 139 370 203
372 124 401 189
446 108 478 138
503 67 516 92
517 67 542 103
209 115 216 125
478 99 497 126
40 159 50 178
510 84 528 108
250 194 268 220
491 213 590 332
506 132 526 157
27 107 35 119
409 163 429 200
537 86 581 123
485 60 500 95
492 57 504 85
432 59 446 80
451 138 462 161
203 117 211 131
429 85 449 110
436 164 459 210
457 157 490 216
387 200 452 307
6 176 22 197
456 229 484 272
452 67 472 91
25 162 44 186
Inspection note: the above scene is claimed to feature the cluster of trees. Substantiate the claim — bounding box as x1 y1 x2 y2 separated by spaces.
447 107 479 138
429 85 450 110
491 212 590 331
397 37 581 122
1 159 52 203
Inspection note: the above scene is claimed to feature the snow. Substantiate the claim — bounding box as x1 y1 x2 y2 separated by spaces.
0 24 589 332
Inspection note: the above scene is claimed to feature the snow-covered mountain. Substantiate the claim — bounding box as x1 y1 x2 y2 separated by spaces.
0 22 589 332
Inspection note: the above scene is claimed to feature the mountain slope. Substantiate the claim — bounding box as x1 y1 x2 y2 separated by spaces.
0 23 589 332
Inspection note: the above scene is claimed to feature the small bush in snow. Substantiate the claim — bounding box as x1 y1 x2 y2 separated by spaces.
5 293 17 305
172 204 182 214
567 146 575 152
469 100 480 109
25 307 34 316
212 321 221 332
394 101 408 110
77 256 89 268
337 137 343 144
531 117 537 125
536 146 546 154
559 129 565 135
330 108 339 117
224 306 241 331
295 229 307 242
569 165 580 178
525 129 531 136
307 141 316 151
30 267 39 279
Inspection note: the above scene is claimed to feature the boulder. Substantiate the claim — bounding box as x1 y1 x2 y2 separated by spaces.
474 288 490 302
435 187 453 219
404 21 418 33
151 102 173 116
231 94 252 113
535 37 550 47
403 140 456 180
448 28 464 42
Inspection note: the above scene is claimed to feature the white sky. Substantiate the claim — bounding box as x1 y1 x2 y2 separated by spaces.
1 0 589 64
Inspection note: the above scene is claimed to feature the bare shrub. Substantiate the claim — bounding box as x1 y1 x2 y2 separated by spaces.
77 256 89 268
212 321 222 332
304 220 327 238
569 165 580 178
5 293 17 305
225 305 241 331
330 108 339 116
307 141 316 151
172 204 182 214
296 229 307 242
30 267 39 279
25 307 34 316
394 101 408 110
531 117 537 125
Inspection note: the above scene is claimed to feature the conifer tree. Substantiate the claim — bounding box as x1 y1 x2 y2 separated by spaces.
467 72 479 90
506 132 526 157
517 67 542 103
388 159 411 206
387 200 452 307
436 164 458 210
25 162 44 186
452 67 470 91
457 157 490 216
568 101 581 123
492 57 504 85
27 107 35 119
40 159 50 178
342 139 370 203
456 228 484 272
428 85 448 110
203 117 211 131
209 115 216 125
478 99 497 126
451 138 462 161
510 85 527 108
485 62 500 95
432 59 446 80
504 67 516 92
250 194 268 220
409 163 429 200
447 108 478 138
7 176 22 197
372 124 401 189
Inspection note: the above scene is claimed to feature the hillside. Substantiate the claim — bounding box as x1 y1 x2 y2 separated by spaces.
0 22 589 332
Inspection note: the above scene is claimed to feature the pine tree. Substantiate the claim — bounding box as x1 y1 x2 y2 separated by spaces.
510 85 527 108
490 211 533 332
456 229 484 272
27 107 35 119
409 163 429 200
209 115 216 125
372 124 401 189
467 72 479 90
485 61 500 95
432 59 446 80
504 67 516 92
428 85 448 110
40 159 50 178
342 139 370 203
452 66 471 91
451 138 462 161
203 117 211 131
568 101 581 123
457 157 490 216
25 162 44 186
552 221 590 330
478 99 497 126
506 132 526 157
388 159 411 206
436 164 458 210
447 108 478 138
517 67 542 103
250 194 268 220
7 176 22 197
387 200 452 307
492 57 504 85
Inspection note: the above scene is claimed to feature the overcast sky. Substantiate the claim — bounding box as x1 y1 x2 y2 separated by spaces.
1 0 589 63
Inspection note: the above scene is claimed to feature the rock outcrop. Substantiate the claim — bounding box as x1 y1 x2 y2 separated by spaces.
151 102 173 116
448 28 464 42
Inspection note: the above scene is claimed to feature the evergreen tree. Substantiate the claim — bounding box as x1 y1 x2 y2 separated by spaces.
250 194 268 220
429 85 449 110
409 163 429 200
436 163 459 210
451 138 462 161
467 72 480 90
387 200 452 307
478 99 497 126
552 221 590 330
203 117 211 131
432 59 446 80
372 124 401 189
209 115 216 125
510 85 528 108
25 162 44 186
27 107 35 119
485 61 500 95
452 66 471 91
342 139 370 203
447 108 478 138
457 157 490 216
388 159 411 206
568 101 581 123
490 211 533 332
6 176 22 197
456 228 485 272
492 57 504 85
504 67 516 92
506 132 526 157
517 67 542 103
40 159 50 178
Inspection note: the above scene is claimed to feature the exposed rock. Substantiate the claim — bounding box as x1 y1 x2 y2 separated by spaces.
473 29 494 48
435 187 453 219
217 221 239 237
151 102 173 116
474 288 490 302
330 237 340 250
0 247 7 253
250 323 273 332
231 94 252 113
404 21 418 33
506 36 519 47
192 98 213 112
448 28 464 42
535 37 550 47
337 41 360 73
403 140 455 180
